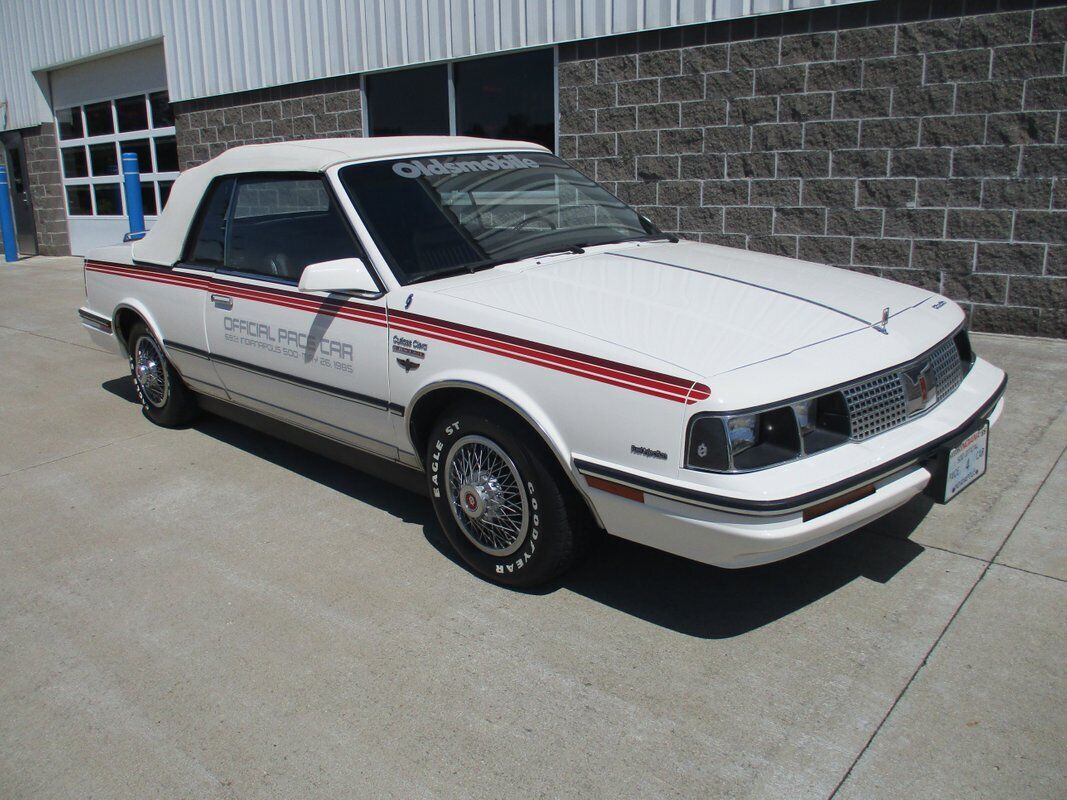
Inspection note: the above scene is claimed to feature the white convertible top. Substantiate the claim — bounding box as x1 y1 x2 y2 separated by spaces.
132 135 549 266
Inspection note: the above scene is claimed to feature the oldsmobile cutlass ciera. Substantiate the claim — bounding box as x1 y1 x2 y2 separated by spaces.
79 137 1006 587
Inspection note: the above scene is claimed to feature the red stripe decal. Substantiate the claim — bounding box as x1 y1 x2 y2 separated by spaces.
86 260 710 404
391 308 696 391
388 315 691 399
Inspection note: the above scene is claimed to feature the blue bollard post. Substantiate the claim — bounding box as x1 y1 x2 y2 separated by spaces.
0 165 18 262
121 151 146 241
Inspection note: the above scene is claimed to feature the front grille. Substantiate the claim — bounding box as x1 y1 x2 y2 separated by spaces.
842 335 966 441
930 337 965 398
843 372 907 439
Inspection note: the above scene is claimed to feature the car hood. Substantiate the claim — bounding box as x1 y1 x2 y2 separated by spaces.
434 241 940 378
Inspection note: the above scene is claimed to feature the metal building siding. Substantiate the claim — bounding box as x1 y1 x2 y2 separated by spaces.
0 0 162 129
0 0 862 131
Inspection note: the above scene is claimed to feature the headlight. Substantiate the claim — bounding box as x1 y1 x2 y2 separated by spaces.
792 398 817 434
685 393 850 473
727 415 757 454
686 415 730 471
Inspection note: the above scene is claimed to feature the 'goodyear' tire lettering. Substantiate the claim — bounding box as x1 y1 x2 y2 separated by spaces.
425 403 587 587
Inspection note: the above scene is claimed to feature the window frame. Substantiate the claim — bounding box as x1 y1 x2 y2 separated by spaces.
362 63 451 138
181 175 236 270
336 151 656 287
360 47 559 155
179 171 385 296
54 89 179 219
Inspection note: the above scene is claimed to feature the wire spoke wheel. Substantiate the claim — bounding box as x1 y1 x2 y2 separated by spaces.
133 334 169 408
445 435 530 557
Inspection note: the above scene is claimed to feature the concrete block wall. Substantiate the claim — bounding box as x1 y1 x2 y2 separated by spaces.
24 126 71 256
559 0 1067 338
174 76 362 170
0 126 68 257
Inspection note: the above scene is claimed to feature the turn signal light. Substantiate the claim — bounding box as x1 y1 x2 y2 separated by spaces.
585 475 644 503
801 484 875 522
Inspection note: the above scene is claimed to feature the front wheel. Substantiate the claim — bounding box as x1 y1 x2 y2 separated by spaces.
127 322 197 427
426 403 591 587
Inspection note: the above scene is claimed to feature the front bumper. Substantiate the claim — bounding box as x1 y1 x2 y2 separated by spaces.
576 358 1006 568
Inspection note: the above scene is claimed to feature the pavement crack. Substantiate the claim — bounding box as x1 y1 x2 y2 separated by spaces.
989 562 1066 583
0 322 108 353
881 539 1065 583
827 438 1067 799
0 432 154 480
870 533 990 566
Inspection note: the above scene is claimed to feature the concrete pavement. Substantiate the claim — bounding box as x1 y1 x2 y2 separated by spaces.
1 256 1064 799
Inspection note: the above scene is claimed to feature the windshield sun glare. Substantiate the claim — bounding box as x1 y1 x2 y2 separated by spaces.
339 152 659 284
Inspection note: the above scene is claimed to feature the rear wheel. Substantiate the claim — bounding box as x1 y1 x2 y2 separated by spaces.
127 322 197 427
426 402 591 587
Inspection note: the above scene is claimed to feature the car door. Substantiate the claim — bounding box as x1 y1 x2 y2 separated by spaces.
198 173 396 459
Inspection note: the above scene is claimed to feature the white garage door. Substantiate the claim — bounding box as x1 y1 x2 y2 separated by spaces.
51 45 180 256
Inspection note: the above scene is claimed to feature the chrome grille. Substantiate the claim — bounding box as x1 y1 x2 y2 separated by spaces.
930 337 965 399
843 335 966 441
843 372 907 439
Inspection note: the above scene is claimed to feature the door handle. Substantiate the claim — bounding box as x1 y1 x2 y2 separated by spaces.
211 294 233 310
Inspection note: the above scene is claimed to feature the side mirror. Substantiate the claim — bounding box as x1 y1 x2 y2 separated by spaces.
298 257 378 294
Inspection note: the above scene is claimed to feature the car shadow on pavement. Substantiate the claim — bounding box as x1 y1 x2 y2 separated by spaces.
103 375 140 403
103 376 930 640
559 512 927 639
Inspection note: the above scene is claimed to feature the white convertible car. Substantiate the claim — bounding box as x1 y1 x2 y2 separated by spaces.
79 137 1006 586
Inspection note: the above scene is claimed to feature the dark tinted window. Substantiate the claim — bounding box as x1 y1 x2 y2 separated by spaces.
115 95 149 132
186 177 235 266
365 64 449 136
84 102 114 136
67 186 92 215
93 184 123 215
149 91 174 128
121 139 153 173
141 182 158 216
61 147 88 178
6 147 23 192
154 136 178 172
454 50 554 151
225 176 358 282
339 153 652 284
57 108 84 140
89 143 118 176
159 180 174 208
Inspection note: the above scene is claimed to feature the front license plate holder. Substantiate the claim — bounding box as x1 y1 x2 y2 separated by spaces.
925 422 989 503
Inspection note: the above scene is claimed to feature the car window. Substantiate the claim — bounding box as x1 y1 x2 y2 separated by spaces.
225 175 359 282
338 153 654 284
186 177 235 267
232 177 330 218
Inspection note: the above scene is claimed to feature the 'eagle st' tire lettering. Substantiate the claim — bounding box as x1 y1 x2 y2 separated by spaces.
425 402 591 588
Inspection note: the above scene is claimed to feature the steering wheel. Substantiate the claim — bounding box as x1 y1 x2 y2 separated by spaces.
509 207 559 231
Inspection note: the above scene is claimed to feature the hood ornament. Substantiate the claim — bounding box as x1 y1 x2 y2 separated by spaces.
873 306 890 334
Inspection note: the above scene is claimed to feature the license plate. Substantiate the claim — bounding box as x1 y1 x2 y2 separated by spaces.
943 423 989 502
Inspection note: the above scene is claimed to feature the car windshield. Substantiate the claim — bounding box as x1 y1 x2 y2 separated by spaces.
338 152 661 284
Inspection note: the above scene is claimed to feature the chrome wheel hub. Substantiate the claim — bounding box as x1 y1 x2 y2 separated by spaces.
133 335 169 408
445 435 529 557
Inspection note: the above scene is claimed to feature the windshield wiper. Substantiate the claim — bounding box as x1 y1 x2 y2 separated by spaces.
527 244 586 259
405 243 596 286
405 256 521 285
636 215 679 243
